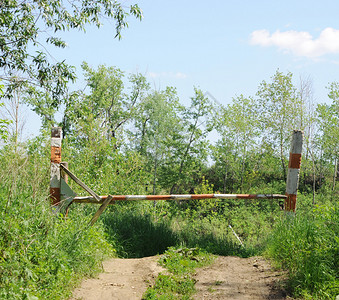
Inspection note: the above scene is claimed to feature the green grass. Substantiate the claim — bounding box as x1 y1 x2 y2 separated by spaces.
1 141 338 300
142 247 214 299
0 149 114 299
265 197 339 299
0 191 114 299
102 200 263 258
102 203 179 258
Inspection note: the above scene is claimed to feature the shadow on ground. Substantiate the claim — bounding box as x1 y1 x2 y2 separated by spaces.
102 205 256 258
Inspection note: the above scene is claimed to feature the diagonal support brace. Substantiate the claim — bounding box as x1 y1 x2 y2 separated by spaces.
60 164 101 202
89 195 114 226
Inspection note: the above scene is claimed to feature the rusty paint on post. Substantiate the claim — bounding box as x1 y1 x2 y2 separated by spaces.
288 153 302 169
285 130 303 212
50 127 62 206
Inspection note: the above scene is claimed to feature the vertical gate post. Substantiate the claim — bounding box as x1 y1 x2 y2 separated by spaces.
50 127 62 206
285 130 303 212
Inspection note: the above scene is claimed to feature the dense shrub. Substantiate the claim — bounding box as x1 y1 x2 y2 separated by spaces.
1 136 337 300
0 146 114 299
103 202 179 258
265 197 339 299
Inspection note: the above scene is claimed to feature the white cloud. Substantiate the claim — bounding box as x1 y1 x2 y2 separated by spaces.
148 71 187 79
250 27 339 58
174 72 187 79
148 72 160 78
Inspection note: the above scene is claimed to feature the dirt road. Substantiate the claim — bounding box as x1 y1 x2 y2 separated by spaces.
71 255 288 300
71 256 164 300
193 256 287 300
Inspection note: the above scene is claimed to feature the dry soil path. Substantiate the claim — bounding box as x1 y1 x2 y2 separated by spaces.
71 255 288 300
71 256 164 300
193 256 287 300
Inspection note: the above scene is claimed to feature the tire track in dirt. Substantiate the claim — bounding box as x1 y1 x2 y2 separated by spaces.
71 256 164 300
71 255 288 300
193 256 288 300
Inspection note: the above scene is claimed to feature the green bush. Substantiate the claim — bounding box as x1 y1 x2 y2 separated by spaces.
102 202 179 258
143 247 213 299
265 198 339 299
0 145 114 299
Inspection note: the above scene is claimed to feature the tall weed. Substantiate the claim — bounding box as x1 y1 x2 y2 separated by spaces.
0 143 114 299
102 202 179 258
265 196 338 299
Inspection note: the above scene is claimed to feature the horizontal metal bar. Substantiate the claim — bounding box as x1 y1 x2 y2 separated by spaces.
72 193 287 204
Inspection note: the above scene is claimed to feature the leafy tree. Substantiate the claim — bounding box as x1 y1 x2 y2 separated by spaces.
212 95 259 192
256 70 302 180
167 88 213 194
59 65 151 196
0 102 10 141
0 83 10 141
63 63 149 144
0 0 142 124
316 82 339 190
0 78 26 150
131 88 182 194
297 76 318 198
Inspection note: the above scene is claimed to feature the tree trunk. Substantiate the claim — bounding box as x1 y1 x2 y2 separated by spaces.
281 157 287 181
14 91 19 152
170 118 197 194
139 117 149 154
280 142 287 181
223 164 228 194
311 149 316 205
153 155 158 195
333 157 338 191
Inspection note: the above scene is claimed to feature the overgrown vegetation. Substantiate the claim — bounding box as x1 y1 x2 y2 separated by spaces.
0 3 338 298
143 247 214 299
0 147 114 299
1 68 338 298
266 195 339 299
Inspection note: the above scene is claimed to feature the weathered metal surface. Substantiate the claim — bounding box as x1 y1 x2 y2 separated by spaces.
51 137 62 147
50 127 62 206
60 178 77 209
89 195 113 226
60 162 69 183
50 187 61 206
284 194 297 212
288 153 302 169
285 130 303 212
51 127 62 138
50 163 61 188
286 168 300 195
72 193 287 204
60 164 101 202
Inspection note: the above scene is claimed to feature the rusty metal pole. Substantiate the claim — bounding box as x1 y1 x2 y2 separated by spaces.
50 127 62 206
285 130 303 212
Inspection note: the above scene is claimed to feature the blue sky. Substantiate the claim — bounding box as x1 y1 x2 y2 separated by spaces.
22 0 339 137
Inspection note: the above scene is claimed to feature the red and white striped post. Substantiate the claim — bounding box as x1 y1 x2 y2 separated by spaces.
50 127 62 206
285 130 303 212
